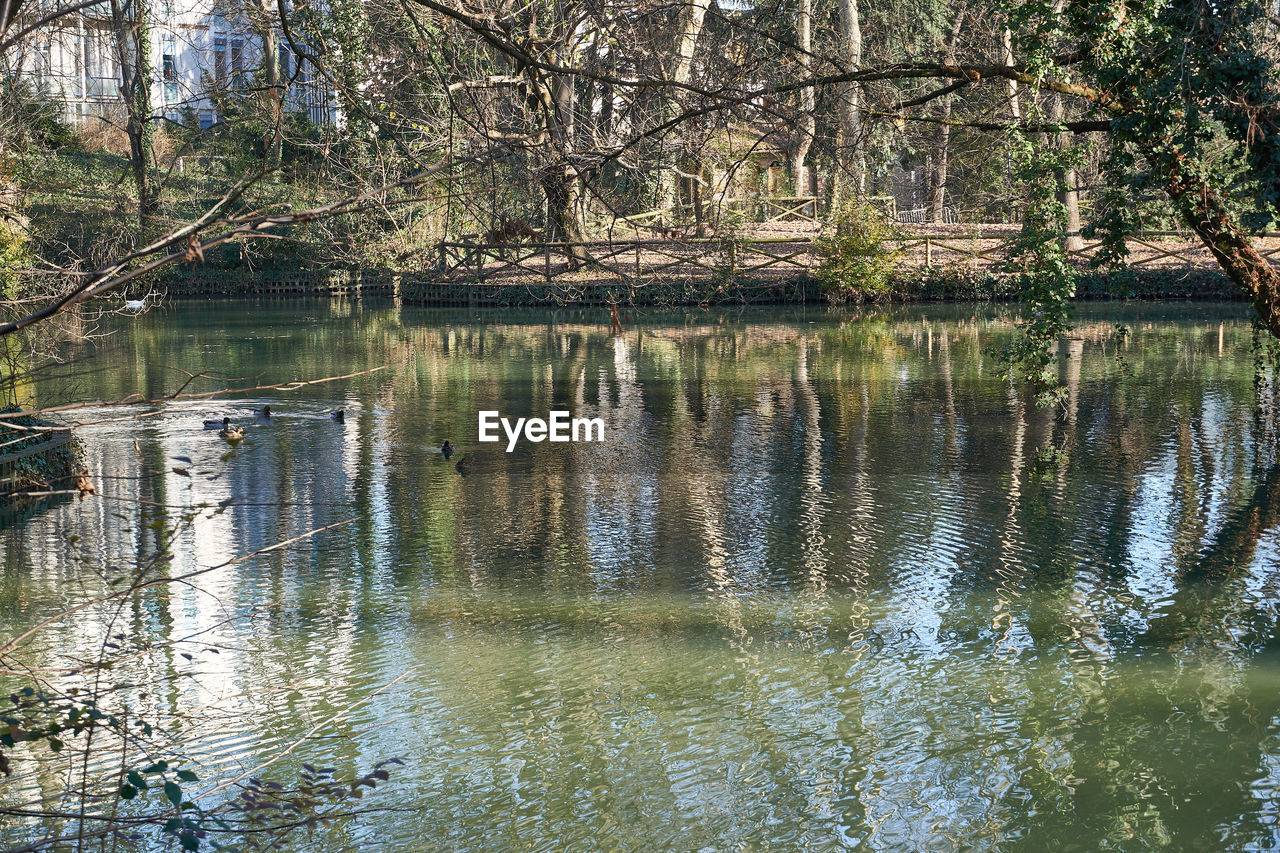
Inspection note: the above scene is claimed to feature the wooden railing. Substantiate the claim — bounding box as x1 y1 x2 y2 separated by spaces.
432 228 1280 287
598 195 823 231
438 236 815 284
0 428 73 495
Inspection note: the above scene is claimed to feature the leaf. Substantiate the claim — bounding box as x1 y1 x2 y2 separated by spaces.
165 780 183 808
127 770 147 789
176 769 199 782
172 467 190 477
120 783 137 800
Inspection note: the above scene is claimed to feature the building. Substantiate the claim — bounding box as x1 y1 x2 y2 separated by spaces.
11 1 335 129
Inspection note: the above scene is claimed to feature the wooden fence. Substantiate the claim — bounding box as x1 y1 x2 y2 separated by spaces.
436 229 1275 281
401 226 1280 306
0 428 73 495
606 196 822 231
436 236 815 283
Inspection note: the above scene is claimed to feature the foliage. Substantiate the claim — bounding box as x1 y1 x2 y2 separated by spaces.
2 683 402 850
0 218 29 298
0 78 77 152
993 133 1081 408
815 200 902 296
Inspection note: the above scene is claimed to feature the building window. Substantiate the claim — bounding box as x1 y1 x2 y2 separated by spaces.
163 54 177 102
34 42 51 82
230 38 243 87
213 37 226 86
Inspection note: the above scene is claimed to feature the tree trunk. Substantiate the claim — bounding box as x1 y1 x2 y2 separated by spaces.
1002 27 1020 223
111 0 155 227
1002 28 1020 120
832 0 864 204
1165 156 1280 340
658 0 713 211
928 4 966 222
540 28 586 265
1046 0 1083 251
260 17 282 169
789 0 815 200
1046 87 1084 252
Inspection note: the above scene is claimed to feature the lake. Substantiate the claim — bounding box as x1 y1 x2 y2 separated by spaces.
3 299 1279 851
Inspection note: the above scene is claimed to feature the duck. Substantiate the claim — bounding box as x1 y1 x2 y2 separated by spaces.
219 423 245 442
330 409 345 422
74 469 96 500
203 416 231 430
123 297 146 312
441 440 454 459
455 454 472 476
255 405 272 420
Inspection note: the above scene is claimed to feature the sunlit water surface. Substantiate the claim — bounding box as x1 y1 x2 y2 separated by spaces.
3 300 1280 851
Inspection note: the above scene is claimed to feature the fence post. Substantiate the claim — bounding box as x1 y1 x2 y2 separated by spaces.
636 244 642 280
925 237 932 268
545 243 552 283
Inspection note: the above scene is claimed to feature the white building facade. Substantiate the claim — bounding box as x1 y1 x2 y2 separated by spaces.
12 1 336 129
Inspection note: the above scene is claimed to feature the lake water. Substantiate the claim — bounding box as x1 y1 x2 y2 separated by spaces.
3 300 1280 851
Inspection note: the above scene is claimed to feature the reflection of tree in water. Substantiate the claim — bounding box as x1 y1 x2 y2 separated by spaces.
8 304 1280 849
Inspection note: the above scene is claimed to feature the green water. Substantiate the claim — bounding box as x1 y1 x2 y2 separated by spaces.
2 300 1279 851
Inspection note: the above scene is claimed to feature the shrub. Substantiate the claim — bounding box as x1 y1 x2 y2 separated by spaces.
0 78 77 152
814 199 901 295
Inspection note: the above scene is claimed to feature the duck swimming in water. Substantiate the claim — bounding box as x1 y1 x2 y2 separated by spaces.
204 416 230 430
255 405 272 420
219 423 244 442
330 409 345 422
455 455 472 476
441 441 454 459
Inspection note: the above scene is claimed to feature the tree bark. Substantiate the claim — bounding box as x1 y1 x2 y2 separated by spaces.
832 0 865 204
538 21 586 265
110 0 155 226
789 0 815 199
1001 28 1020 121
927 3 966 222
1165 155 1280 340
1046 90 1084 251
658 0 713 212
259 15 282 169
1046 0 1083 251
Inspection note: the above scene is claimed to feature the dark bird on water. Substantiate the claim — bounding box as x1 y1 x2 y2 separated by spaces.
455 455 472 475
331 409 345 422
203 416 230 430
441 441 454 459
255 405 272 420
